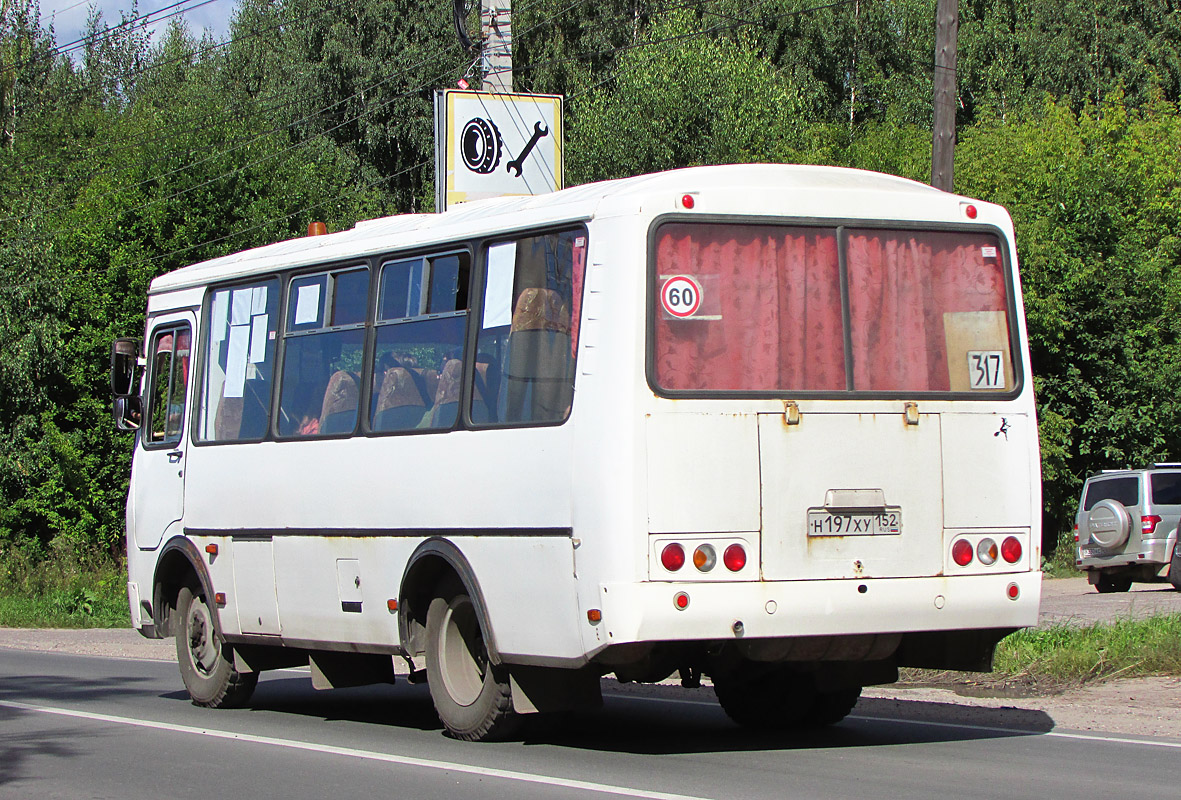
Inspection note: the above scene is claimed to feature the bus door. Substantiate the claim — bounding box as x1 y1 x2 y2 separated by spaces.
132 312 196 550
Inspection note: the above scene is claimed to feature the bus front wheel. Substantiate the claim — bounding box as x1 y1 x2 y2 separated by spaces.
425 587 521 741
175 584 257 708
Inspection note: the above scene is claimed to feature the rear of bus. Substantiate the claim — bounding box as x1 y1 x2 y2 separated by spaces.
592 169 1041 725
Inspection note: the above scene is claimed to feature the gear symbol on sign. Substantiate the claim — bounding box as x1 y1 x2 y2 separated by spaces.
460 117 503 174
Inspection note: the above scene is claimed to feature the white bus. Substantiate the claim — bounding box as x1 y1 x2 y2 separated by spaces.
111 164 1042 741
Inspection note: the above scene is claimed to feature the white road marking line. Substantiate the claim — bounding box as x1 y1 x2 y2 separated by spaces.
0 699 715 800
602 693 1181 750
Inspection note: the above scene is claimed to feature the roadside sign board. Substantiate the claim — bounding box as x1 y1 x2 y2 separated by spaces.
434 90 563 211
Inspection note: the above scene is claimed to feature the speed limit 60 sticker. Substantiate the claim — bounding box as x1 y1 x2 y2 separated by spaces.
660 275 703 318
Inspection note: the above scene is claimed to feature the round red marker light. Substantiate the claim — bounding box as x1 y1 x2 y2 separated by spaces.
951 539 974 566
681 194 695 209
1001 536 1022 564
673 592 690 610
965 204 978 219
1007 582 1020 600
661 543 686 572
723 544 747 572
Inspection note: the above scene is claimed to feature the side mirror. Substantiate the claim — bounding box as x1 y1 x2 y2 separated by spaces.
111 337 139 397
114 395 142 432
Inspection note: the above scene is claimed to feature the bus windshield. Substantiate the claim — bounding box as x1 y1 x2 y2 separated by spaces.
652 222 1017 396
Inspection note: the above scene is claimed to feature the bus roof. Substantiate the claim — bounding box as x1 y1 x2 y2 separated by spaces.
149 164 978 295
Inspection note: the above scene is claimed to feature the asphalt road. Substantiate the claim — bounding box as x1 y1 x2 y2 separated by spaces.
2 647 1178 800
1039 577 1181 626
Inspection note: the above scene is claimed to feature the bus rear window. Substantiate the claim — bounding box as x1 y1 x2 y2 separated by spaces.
652 222 1016 395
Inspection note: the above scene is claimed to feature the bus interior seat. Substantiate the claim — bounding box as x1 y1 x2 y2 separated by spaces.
422 359 461 429
472 361 495 423
502 288 573 422
320 370 360 434
374 367 430 431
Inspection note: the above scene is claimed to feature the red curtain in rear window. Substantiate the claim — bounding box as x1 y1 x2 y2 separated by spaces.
845 229 1010 392
653 224 844 391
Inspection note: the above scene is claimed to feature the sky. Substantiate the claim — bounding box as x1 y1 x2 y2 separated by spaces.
37 0 239 53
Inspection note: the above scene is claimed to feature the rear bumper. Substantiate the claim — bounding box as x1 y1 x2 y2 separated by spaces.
596 572 1041 647
1078 538 1171 569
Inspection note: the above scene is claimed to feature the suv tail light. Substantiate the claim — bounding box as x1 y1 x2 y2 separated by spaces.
1141 515 1161 534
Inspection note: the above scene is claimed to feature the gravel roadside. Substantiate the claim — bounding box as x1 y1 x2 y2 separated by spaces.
3 576 1179 740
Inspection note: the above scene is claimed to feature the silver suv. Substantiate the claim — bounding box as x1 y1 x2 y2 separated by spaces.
1075 465 1181 592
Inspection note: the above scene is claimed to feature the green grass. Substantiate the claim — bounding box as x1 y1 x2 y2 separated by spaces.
994 615 1181 684
0 547 128 628
904 614 1181 694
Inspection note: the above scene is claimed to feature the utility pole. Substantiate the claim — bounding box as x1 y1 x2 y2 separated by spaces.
481 0 512 93
931 0 957 192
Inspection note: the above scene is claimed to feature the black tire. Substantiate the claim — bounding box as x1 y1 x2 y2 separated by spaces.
425 588 521 741
808 686 863 727
1095 574 1133 593
1169 547 1181 592
714 665 859 730
175 584 258 708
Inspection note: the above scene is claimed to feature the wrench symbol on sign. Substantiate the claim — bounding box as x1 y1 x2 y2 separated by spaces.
506 122 549 177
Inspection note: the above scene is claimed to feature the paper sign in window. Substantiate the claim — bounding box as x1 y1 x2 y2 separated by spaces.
248 315 268 364
294 283 321 325
210 292 229 344
231 289 252 326
482 242 516 329
224 324 250 398
251 285 268 315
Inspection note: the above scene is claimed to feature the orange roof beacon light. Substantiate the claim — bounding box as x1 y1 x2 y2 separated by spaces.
307 221 328 236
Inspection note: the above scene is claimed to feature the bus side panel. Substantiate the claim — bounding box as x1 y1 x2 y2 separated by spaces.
457 535 585 663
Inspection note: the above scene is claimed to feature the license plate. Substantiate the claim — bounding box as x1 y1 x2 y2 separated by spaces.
807 508 902 536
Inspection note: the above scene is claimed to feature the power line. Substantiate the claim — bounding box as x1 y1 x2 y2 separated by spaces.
1 0 586 224
0 0 369 185
2 0 828 292
13 0 230 69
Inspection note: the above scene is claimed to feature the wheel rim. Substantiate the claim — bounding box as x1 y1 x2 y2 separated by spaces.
438 597 487 707
185 595 220 677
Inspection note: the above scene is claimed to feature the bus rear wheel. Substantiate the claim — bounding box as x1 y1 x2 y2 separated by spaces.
175 584 257 708
713 665 860 730
425 588 521 741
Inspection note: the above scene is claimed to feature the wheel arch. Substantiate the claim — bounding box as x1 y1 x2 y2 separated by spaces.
398 537 501 665
153 536 218 639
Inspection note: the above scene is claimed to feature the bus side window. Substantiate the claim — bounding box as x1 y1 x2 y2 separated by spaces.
197 279 280 442
370 252 469 433
475 230 586 425
145 326 190 445
277 267 368 437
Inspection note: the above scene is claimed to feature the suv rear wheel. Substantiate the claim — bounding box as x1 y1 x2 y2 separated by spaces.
1095 572 1133 593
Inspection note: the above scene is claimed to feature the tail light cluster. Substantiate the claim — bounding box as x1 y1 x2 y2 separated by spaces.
951 535 1023 568
656 539 749 576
